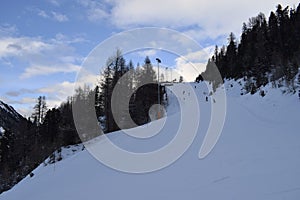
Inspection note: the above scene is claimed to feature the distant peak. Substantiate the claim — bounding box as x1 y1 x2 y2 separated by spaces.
0 100 23 120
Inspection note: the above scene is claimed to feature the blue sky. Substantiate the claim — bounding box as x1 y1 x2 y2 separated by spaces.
0 0 299 117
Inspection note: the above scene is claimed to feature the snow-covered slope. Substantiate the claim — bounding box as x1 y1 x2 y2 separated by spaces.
1 81 300 200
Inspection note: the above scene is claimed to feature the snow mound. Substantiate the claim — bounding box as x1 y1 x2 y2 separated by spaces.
43 144 85 165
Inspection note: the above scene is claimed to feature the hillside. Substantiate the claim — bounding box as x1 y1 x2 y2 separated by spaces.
1 81 299 200
0 100 30 192
0 100 25 134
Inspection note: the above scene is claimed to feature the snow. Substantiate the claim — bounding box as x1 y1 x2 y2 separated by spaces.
1 81 300 200
43 144 85 165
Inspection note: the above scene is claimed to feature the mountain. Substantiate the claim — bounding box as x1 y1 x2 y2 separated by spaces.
0 100 25 134
0 100 29 193
0 81 299 200
0 98 82 194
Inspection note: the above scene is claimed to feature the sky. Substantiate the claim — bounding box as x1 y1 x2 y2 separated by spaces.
0 0 299 117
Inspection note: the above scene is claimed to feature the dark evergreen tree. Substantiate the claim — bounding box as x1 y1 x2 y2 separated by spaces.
98 50 128 132
226 32 238 78
0 129 15 180
32 96 47 126
137 56 157 86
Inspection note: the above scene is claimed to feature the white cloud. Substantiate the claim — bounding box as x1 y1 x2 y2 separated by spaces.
19 97 37 104
78 0 110 22
51 11 69 22
0 37 48 57
0 24 17 37
176 46 214 64
38 10 49 18
83 0 299 42
0 35 84 63
137 49 157 57
20 64 81 79
0 31 88 116
53 33 88 44
76 68 100 88
1 81 77 117
0 35 83 79
5 89 36 97
48 0 60 6
174 62 206 82
39 81 75 103
35 9 69 22
87 8 109 21
174 46 214 81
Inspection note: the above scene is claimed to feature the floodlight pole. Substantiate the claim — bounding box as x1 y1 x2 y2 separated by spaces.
156 58 161 119
165 67 168 82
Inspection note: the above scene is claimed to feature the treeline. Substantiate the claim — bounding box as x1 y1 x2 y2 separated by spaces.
0 96 81 193
204 4 300 94
95 50 162 132
71 50 162 135
0 51 164 193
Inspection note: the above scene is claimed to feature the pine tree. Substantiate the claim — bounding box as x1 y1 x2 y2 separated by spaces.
0 129 14 172
32 96 47 126
98 50 129 132
41 96 47 123
226 32 237 78
137 56 157 86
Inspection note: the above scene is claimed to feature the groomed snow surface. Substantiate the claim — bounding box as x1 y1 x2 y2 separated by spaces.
1 80 300 200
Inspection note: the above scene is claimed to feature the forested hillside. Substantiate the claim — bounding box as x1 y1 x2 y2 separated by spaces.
203 4 300 94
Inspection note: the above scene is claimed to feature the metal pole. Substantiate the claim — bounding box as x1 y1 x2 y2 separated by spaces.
158 62 160 103
166 67 168 82
156 58 161 119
